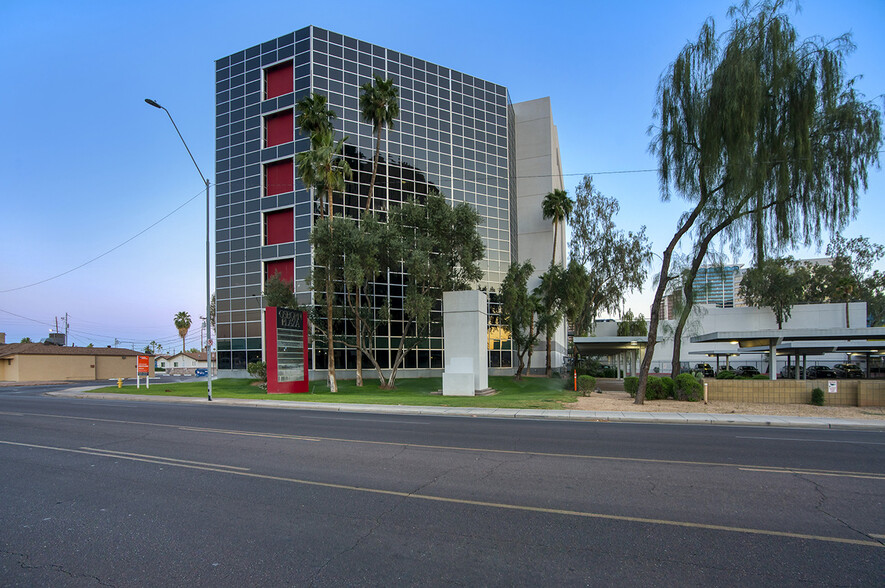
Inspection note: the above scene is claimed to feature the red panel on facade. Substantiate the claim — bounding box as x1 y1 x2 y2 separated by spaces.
265 61 293 99
265 208 294 245
265 159 293 196
265 259 294 285
266 110 294 147
265 307 309 393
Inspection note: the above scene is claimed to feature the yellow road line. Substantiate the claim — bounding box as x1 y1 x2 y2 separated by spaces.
739 468 885 481
1 438 881 549
3 410 883 479
178 425 885 480
80 447 251 471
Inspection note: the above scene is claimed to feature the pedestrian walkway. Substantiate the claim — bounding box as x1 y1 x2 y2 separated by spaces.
49 387 885 430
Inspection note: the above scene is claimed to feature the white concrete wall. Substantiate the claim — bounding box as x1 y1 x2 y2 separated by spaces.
650 302 868 372
513 97 568 371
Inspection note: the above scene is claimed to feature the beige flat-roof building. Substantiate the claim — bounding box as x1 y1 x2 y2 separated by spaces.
0 343 153 383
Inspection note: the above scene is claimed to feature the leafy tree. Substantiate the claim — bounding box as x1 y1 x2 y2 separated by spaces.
20 337 31 343
384 192 484 388
567 175 652 334
739 257 807 328
535 264 567 376
86 343 94 348
359 76 400 213
264 272 300 309
308 217 346 393
337 214 390 387
617 310 648 336
173 311 191 353
826 235 885 327
638 0 881 403
500 261 540 379
541 188 572 266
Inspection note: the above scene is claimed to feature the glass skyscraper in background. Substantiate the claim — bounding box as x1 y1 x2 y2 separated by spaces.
213 26 565 376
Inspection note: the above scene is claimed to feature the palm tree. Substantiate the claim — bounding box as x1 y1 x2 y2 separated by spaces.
296 127 352 218
295 93 336 138
173 311 192 353
359 76 399 213
542 189 572 266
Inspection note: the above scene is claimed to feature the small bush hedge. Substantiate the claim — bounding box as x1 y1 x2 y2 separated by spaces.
811 387 825 406
751 374 769 380
247 361 267 382
578 375 596 395
624 376 639 398
716 370 735 379
645 376 666 400
674 372 703 401
661 376 674 399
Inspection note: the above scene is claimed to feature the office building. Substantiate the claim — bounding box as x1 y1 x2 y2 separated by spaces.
213 26 565 375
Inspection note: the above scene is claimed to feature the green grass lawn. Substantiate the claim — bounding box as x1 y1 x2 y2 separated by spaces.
95 375 578 409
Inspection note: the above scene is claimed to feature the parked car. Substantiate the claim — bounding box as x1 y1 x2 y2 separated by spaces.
833 363 864 378
779 366 805 379
734 365 760 377
694 363 715 377
807 365 838 379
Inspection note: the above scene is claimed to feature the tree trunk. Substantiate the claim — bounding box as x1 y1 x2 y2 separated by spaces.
637 192 710 404
526 314 536 376
551 220 558 267
364 124 383 214
545 332 552 377
325 273 337 393
845 300 850 328
355 288 363 386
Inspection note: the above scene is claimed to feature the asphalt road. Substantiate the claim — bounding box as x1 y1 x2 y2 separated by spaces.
1 389 883 586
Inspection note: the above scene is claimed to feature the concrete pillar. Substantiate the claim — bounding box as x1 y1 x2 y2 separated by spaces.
442 290 488 395
769 342 777 380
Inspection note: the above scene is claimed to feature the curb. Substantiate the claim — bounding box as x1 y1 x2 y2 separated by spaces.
45 389 885 430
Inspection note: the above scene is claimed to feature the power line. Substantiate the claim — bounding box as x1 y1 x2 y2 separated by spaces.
0 185 206 294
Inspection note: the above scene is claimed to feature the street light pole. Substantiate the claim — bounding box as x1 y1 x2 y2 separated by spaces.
145 98 213 401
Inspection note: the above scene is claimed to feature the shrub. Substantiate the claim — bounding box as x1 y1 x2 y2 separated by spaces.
811 387 825 406
661 376 675 399
751 374 769 380
624 376 639 398
646 375 664 400
674 372 703 402
247 361 267 382
577 375 596 396
716 370 735 379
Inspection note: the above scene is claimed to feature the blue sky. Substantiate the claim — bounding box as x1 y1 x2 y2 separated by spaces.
1 0 882 350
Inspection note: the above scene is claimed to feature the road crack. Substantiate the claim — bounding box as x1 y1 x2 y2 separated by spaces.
3 549 117 587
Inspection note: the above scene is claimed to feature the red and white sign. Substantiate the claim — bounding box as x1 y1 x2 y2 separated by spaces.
137 355 150 376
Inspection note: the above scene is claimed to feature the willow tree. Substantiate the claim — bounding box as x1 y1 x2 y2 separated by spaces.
639 0 882 403
359 76 400 213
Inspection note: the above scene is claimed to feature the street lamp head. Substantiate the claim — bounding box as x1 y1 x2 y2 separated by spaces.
144 98 163 109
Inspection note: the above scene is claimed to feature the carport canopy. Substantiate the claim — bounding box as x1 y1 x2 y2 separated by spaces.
690 327 885 379
572 336 648 379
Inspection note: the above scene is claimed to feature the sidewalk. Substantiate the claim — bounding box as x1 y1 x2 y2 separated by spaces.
48 387 885 430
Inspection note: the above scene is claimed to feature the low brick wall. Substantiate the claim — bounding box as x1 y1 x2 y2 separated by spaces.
706 379 885 407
